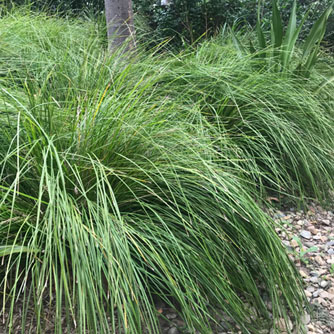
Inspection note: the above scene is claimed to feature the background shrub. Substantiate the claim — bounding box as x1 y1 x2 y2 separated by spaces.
2 1 333 48
133 0 334 48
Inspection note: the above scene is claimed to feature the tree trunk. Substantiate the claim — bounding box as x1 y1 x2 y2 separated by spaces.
104 0 134 51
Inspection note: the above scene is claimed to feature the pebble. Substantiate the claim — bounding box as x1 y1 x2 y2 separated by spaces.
166 313 177 320
310 276 319 283
302 312 311 325
328 287 334 294
307 286 315 292
309 227 319 235
322 220 331 226
300 230 312 239
305 290 312 298
320 236 328 242
314 255 326 266
168 327 179 334
299 269 308 278
290 239 299 248
320 280 329 289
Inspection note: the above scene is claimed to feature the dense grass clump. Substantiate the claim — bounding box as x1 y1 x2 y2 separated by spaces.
158 38 334 202
1 8 334 334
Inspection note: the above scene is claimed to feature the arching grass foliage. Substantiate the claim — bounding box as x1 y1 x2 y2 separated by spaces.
1 7 333 334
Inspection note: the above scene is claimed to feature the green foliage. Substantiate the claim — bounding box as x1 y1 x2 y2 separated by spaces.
2 0 334 49
232 0 333 77
0 9 314 334
132 0 334 48
157 37 334 202
290 236 318 264
0 0 104 13
133 0 243 46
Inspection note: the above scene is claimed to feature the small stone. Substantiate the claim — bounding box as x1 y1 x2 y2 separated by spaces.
326 241 334 247
314 255 326 266
275 317 292 331
290 239 299 248
305 290 312 298
320 280 329 289
166 313 177 320
307 323 315 331
314 297 328 307
320 236 328 242
175 320 185 327
301 312 311 325
282 240 290 247
168 327 179 334
307 286 315 292
299 269 308 278
274 211 285 219
309 227 318 235
320 291 334 300
323 219 331 226
300 230 312 239
318 269 327 275
319 291 329 299
328 249 334 255
309 276 319 283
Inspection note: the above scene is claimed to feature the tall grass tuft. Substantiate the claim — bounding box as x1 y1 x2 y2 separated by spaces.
0 7 325 334
159 38 334 203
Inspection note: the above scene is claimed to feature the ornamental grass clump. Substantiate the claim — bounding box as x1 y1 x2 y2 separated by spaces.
160 38 334 203
0 9 308 334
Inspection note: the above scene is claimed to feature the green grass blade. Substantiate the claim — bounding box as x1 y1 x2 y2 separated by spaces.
302 5 333 59
271 0 283 49
231 30 247 57
0 245 39 256
256 21 266 50
281 0 297 70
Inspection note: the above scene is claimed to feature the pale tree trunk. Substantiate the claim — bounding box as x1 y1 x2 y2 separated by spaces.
104 0 134 51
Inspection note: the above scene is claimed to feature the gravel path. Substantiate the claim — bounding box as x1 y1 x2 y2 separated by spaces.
1 204 333 334
272 204 334 334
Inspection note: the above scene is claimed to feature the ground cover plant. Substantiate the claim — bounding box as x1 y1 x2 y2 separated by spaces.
158 28 334 204
0 5 334 334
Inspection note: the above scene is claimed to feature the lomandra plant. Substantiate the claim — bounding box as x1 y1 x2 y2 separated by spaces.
160 39 334 202
0 9 308 334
